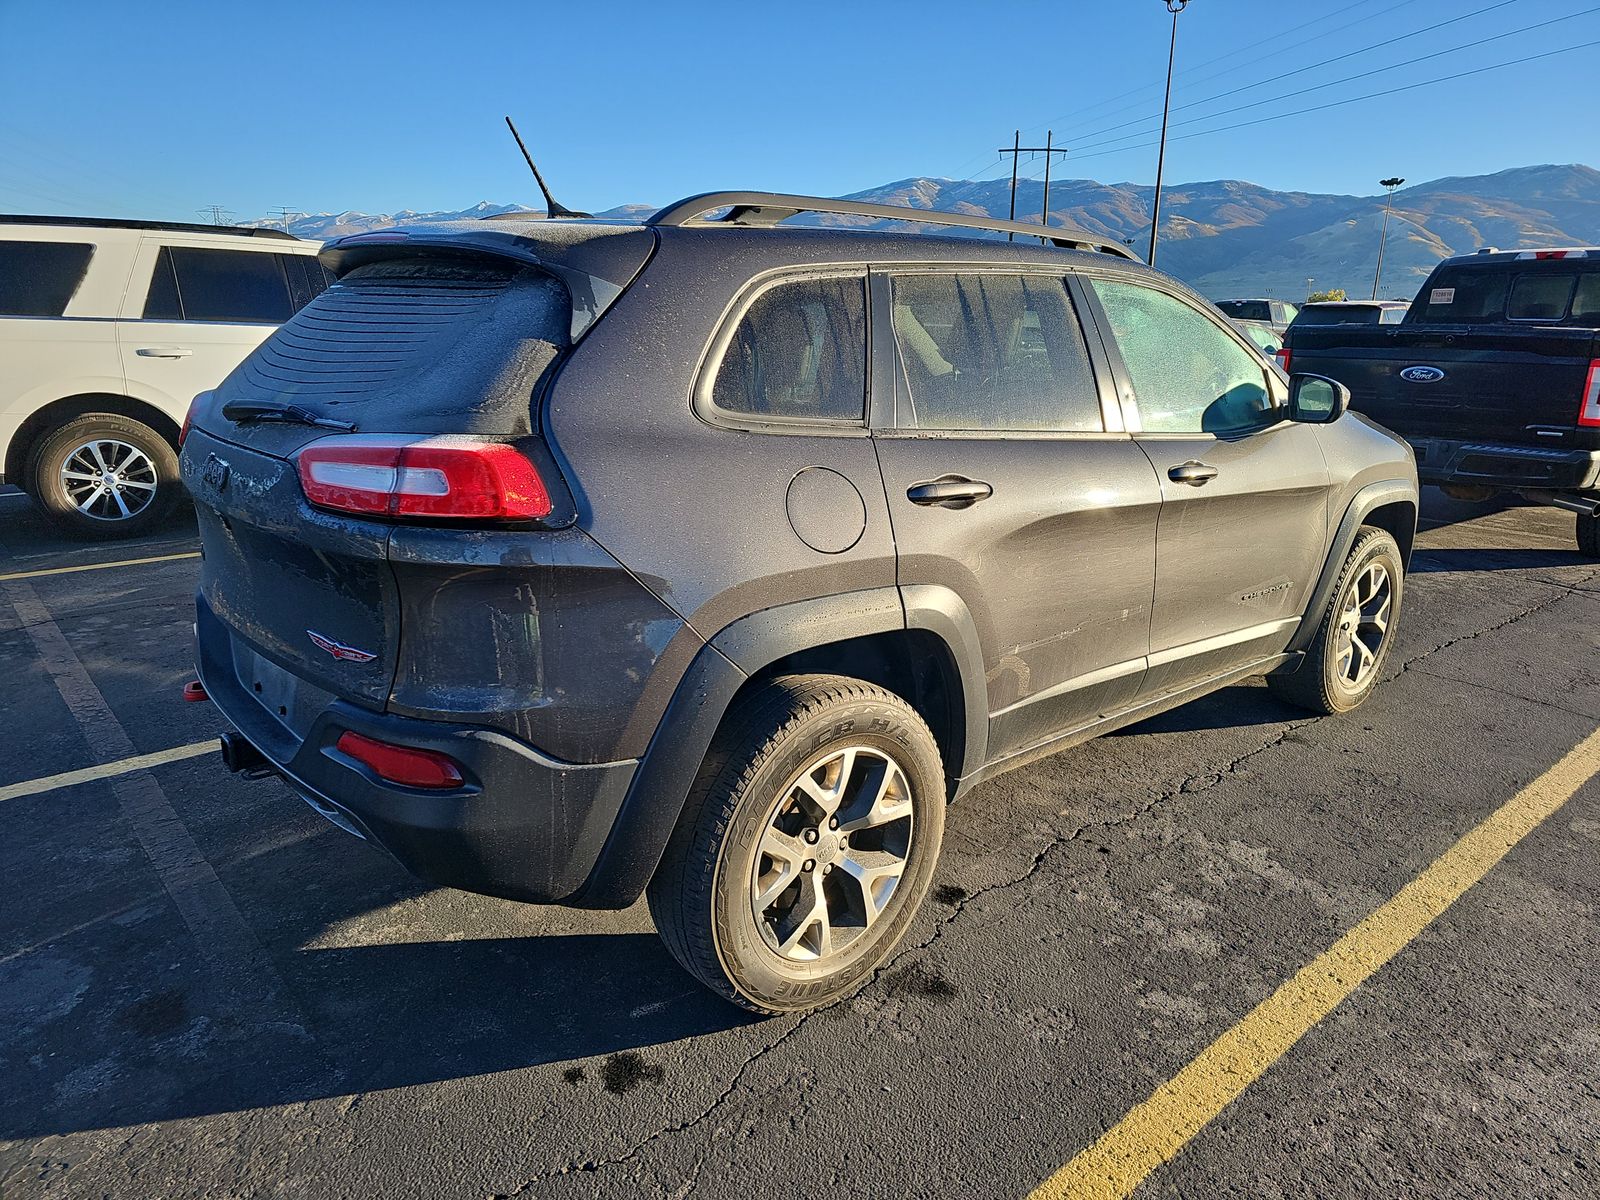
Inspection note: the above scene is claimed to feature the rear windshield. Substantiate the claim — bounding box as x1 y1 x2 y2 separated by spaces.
1406 262 1600 325
1295 305 1381 327
1216 300 1271 321
0 240 95 316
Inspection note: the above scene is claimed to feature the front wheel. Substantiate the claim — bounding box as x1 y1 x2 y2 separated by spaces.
1269 526 1404 715
29 414 181 539
648 675 946 1014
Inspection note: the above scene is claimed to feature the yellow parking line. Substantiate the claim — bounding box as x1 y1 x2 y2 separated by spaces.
0 740 216 804
1028 725 1600 1200
0 550 200 583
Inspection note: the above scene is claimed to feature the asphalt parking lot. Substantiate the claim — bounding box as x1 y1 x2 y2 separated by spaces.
1 484 1597 1199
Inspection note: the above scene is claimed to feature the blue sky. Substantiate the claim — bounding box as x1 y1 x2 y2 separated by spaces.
3 0 1596 222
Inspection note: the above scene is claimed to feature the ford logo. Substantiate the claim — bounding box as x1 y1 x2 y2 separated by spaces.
1400 365 1446 384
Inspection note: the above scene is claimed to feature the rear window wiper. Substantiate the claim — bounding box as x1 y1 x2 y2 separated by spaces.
222 400 356 432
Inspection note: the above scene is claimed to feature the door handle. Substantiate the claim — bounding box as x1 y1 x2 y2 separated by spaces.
906 476 994 509
1168 460 1219 487
135 346 194 358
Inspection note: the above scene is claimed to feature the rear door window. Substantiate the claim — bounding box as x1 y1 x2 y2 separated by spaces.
0 241 95 316
143 246 295 323
1091 278 1272 435
888 273 1102 431
1507 272 1577 322
710 275 867 422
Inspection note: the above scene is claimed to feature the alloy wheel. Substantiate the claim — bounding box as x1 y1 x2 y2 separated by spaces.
1335 561 1391 688
59 439 158 522
751 745 915 962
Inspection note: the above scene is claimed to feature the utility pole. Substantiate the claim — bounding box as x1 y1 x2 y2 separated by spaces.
996 131 1070 240
1148 0 1189 267
196 204 233 226
1372 176 1405 300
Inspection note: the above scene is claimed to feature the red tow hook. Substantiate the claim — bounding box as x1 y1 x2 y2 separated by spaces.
183 680 209 703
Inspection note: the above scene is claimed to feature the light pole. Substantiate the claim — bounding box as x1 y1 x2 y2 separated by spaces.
1372 176 1405 300
1148 0 1189 267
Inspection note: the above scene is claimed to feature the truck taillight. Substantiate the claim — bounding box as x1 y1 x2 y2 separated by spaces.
296 436 552 520
1275 347 1292 374
1581 360 1600 428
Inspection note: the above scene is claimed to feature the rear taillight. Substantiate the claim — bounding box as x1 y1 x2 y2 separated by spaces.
179 393 203 447
296 435 552 520
335 731 464 789
1275 347 1292 374
1581 360 1600 428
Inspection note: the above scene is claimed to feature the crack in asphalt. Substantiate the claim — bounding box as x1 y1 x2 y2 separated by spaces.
492 562 1600 1194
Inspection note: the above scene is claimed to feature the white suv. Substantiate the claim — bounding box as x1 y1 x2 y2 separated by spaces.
0 217 327 537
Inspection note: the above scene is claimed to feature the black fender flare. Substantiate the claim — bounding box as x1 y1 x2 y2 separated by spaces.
570 585 989 908
1285 479 1417 657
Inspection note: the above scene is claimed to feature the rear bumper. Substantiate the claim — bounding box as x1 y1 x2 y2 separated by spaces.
195 599 637 903
1409 438 1600 494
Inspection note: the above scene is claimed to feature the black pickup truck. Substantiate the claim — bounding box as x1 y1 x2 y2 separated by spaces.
1282 247 1600 554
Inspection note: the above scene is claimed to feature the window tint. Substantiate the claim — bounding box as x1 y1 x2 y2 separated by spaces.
1091 278 1273 435
1216 300 1271 322
1406 267 1510 324
889 273 1102 431
0 241 94 316
1572 273 1600 323
1507 272 1576 322
281 253 333 312
711 276 866 421
145 246 294 323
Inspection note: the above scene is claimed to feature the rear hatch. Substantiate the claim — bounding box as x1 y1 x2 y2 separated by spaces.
182 222 654 714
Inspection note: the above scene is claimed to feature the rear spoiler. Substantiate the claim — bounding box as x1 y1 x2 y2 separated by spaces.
318 222 656 341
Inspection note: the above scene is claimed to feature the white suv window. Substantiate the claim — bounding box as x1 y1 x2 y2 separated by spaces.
143 246 326 324
0 241 95 316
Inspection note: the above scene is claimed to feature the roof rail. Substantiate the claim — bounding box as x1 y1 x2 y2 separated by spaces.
0 214 299 241
647 191 1139 260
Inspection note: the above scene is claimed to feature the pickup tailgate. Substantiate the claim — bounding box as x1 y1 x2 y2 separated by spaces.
1291 324 1599 442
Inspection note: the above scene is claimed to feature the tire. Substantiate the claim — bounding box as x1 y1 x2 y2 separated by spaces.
1268 526 1404 715
1578 512 1600 558
29 414 181 539
648 674 946 1014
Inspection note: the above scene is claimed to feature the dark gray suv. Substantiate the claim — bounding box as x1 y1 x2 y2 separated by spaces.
181 192 1418 1013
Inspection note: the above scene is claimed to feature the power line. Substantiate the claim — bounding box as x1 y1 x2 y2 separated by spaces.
941 0 1401 184
1066 5 1600 160
197 205 234 226
1059 0 1525 151
1062 36 1600 167
1025 0 1419 146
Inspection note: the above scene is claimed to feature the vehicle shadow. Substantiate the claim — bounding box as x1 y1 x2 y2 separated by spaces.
3 915 757 1139
1114 681 1293 736
1409 547 1591 573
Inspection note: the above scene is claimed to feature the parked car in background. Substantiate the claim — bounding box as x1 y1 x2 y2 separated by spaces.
1283 246 1600 554
1229 318 1284 361
183 191 1417 1014
1292 299 1409 327
1215 297 1300 334
0 216 327 537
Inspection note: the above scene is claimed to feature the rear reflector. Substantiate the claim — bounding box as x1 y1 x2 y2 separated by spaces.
335 731 465 789
297 435 552 520
1581 360 1600 428
1275 347 1292 374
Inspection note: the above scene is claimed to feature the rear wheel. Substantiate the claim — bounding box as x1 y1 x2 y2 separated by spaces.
1577 512 1599 558
29 414 180 539
648 675 945 1014
1269 526 1404 715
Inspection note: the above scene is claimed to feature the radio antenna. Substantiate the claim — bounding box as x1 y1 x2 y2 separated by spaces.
505 117 591 219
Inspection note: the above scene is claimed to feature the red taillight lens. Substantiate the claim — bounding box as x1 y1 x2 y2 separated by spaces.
335 731 465 789
1580 360 1600 428
1275 347 1292 374
296 436 552 520
179 394 202 447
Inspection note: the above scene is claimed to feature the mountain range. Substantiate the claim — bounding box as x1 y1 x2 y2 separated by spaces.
243 164 1600 301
